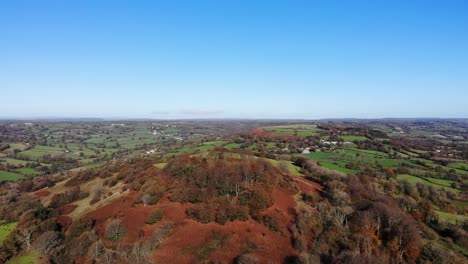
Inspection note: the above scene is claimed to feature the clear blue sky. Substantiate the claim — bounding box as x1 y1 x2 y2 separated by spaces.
1 0 467 119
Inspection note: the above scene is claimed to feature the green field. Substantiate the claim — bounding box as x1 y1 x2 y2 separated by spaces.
16 168 39 175
304 151 339 161
6 255 36 264
397 174 460 193
340 135 368 141
267 159 303 176
224 143 242 150
0 222 17 245
318 161 359 174
0 158 30 166
435 210 468 224
447 162 467 170
0 170 24 182
18 145 64 159
263 125 319 136
154 162 167 169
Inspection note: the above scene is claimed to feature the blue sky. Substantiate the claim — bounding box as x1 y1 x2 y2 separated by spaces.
1 0 467 119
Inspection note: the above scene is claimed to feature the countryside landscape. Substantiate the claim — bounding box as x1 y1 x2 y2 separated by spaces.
2 1 468 263
0 119 467 263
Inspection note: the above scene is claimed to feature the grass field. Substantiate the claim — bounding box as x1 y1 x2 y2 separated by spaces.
224 143 242 150
304 151 339 161
267 159 303 176
16 168 39 175
452 200 468 209
263 125 319 136
6 254 36 264
397 174 460 193
318 161 359 174
18 145 64 159
435 210 468 224
154 162 167 169
0 170 24 182
0 222 17 245
447 162 467 170
0 158 30 166
340 135 368 141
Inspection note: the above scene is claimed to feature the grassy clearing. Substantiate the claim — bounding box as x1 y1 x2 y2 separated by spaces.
202 141 227 146
224 143 242 150
16 168 39 175
452 200 468 209
6 254 36 264
154 162 167 169
0 222 17 245
435 210 468 224
68 179 128 219
0 170 24 182
267 159 303 176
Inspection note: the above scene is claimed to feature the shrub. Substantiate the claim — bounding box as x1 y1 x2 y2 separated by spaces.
262 214 279 232
146 210 163 224
69 218 96 238
105 219 126 241
234 254 258 264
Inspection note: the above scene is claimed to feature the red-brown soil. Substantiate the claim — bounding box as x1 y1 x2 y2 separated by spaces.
86 192 160 246
293 176 323 194
33 189 50 197
58 204 78 215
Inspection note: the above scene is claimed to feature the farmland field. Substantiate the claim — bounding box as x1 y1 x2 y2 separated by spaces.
397 174 460 193
0 222 17 245
263 124 320 136
0 170 24 182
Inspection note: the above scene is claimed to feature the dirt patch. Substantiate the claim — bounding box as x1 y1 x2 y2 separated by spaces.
247 128 274 138
33 189 50 197
293 176 323 194
86 192 161 247
152 218 297 264
58 204 78 215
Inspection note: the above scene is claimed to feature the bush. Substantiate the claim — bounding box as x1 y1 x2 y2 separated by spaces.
69 218 96 238
105 219 126 241
146 210 163 224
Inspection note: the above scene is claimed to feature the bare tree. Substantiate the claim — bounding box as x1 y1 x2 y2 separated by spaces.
33 231 62 255
19 225 37 251
102 251 115 264
88 240 105 261
278 161 290 172
141 194 151 207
